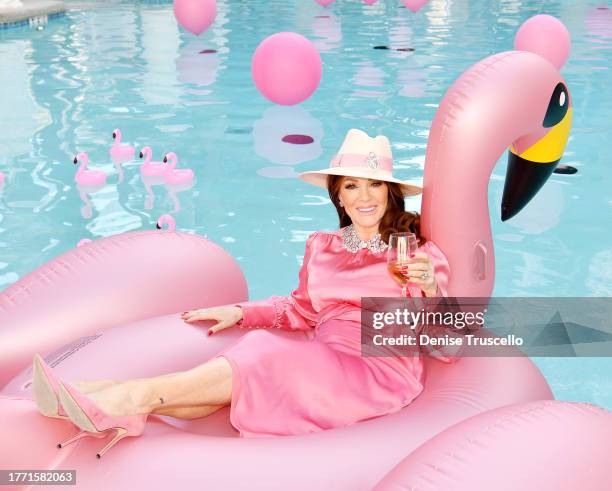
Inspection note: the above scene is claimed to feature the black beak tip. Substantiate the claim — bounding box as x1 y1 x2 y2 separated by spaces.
163 157 167 163
139 152 143 158
501 206 514 222
73 157 77 164
156 223 161 229
112 132 116 139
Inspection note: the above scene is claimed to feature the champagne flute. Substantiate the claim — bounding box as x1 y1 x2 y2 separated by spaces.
387 232 418 297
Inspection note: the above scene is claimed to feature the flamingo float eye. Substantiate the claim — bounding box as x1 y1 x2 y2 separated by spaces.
543 82 569 128
163 156 168 163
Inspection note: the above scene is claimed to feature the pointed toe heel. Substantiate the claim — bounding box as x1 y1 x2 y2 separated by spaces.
58 381 148 459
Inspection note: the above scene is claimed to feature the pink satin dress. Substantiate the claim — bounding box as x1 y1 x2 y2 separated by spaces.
214 227 450 438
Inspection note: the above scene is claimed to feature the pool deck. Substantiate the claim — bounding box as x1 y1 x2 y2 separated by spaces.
0 0 66 26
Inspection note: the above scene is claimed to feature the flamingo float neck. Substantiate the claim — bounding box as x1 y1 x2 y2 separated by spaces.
421 51 571 297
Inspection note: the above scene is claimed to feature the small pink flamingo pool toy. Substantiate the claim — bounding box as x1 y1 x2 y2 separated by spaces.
163 152 195 185
156 214 176 231
73 153 107 187
139 147 167 177
109 129 136 162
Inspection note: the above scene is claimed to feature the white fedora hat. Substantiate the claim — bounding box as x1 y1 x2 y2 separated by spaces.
298 128 422 197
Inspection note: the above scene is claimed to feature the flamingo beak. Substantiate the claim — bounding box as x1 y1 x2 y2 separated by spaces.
139 151 144 158
501 106 572 222
156 223 161 230
73 157 78 164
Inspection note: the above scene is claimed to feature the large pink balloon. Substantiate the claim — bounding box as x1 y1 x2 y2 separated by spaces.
173 0 217 36
314 0 336 6
514 14 571 69
402 0 428 13
252 32 322 106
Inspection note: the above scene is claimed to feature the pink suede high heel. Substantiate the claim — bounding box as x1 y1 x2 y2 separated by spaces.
32 354 103 448
58 381 148 459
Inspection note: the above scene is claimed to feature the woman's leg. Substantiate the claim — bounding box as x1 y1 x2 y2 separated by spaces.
71 380 118 394
152 404 226 420
75 356 233 420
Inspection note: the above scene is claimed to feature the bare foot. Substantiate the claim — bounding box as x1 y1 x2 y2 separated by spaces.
79 382 144 417
71 379 117 395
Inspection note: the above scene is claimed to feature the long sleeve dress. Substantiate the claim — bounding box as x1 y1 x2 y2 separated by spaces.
213 227 450 438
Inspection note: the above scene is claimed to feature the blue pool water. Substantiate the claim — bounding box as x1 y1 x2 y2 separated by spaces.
0 0 610 407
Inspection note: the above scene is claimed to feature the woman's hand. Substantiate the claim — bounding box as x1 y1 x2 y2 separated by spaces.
401 251 438 297
180 306 243 336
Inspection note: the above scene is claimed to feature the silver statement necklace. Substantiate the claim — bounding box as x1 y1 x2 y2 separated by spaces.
342 224 388 254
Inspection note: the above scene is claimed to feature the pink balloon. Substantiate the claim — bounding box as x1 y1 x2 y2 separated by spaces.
314 0 336 6
514 15 571 69
173 0 217 36
402 0 428 13
252 32 322 106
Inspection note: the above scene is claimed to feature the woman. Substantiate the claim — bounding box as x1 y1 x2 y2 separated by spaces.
33 129 450 455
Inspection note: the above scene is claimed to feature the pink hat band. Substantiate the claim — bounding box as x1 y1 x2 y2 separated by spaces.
330 152 393 173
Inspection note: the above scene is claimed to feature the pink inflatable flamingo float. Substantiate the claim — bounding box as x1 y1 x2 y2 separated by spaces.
156 214 176 231
109 129 136 162
73 152 107 187
163 152 195 184
139 146 166 177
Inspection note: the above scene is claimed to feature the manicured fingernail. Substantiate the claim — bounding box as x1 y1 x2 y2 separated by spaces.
207 330 212 336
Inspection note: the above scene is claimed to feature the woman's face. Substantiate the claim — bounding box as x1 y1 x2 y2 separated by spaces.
338 177 388 233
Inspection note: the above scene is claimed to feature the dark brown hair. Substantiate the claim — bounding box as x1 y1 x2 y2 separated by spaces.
327 175 424 246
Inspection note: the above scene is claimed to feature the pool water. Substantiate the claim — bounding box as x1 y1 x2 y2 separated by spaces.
0 0 610 408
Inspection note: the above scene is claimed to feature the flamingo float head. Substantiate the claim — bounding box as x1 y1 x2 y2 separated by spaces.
139 146 152 160
502 82 572 221
163 152 178 170
112 129 122 141
156 214 176 232
501 15 573 221
73 152 88 166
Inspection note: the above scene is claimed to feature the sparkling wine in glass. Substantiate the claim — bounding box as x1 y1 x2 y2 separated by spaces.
387 232 418 297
